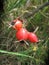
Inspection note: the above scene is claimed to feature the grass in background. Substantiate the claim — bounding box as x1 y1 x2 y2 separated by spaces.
0 0 49 65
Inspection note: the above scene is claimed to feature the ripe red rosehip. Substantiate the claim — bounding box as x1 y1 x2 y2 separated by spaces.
28 32 38 43
13 19 23 31
16 28 28 41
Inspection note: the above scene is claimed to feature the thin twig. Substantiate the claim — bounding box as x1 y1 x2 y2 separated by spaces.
24 40 29 46
33 26 39 33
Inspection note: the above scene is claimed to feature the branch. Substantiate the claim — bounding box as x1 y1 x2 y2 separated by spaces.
24 2 49 18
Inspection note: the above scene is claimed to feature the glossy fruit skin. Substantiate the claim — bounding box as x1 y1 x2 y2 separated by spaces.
28 32 38 43
13 19 23 31
16 28 28 41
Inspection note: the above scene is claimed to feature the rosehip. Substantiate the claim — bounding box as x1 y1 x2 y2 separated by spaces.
13 19 23 31
16 28 28 41
28 32 38 43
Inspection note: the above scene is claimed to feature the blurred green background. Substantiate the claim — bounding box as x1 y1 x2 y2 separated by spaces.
0 0 49 65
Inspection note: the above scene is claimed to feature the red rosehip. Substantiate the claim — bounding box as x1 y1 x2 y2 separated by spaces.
28 32 38 43
13 19 23 31
16 28 28 41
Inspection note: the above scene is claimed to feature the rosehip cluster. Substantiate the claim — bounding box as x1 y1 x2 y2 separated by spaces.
10 18 38 43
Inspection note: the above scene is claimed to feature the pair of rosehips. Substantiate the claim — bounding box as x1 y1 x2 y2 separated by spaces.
10 18 38 43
